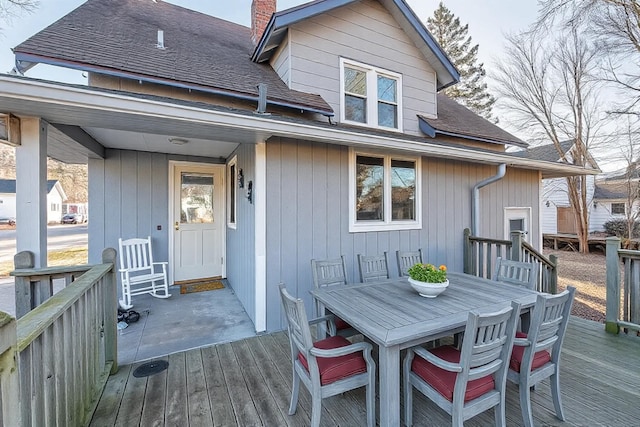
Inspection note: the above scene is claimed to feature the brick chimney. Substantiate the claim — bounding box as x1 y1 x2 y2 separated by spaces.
251 0 276 45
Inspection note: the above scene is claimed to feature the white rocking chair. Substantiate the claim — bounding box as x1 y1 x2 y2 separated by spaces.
118 236 171 309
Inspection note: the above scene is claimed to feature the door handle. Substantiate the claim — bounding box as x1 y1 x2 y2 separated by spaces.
174 221 179 230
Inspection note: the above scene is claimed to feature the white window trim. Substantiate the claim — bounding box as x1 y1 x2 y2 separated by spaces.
227 155 237 229
348 148 421 232
504 207 531 242
339 58 403 132
611 202 626 216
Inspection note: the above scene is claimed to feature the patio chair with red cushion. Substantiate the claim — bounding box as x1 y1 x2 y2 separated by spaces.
507 286 576 427
403 301 520 426
278 284 376 427
311 256 358 338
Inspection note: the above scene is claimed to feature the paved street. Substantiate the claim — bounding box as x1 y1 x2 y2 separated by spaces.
0 223 87 316
0 223 88 263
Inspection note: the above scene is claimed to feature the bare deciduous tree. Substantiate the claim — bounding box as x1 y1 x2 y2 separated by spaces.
493 29 604 252
537 0 640 115
0 0 38 29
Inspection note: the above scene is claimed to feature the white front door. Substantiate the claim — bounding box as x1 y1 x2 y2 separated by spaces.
171 163 225 282
504 207 531 242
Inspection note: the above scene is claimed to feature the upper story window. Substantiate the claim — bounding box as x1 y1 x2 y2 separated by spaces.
340 58 403 131
348 149 420 232
611 202 625 215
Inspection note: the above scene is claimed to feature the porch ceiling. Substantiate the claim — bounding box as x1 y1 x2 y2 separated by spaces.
0 78 272 163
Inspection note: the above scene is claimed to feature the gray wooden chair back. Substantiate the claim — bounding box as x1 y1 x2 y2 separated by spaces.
278 284 376 427
357 252 390 283
311 256 348 288
279 284 314 362
492 257 539 290
507 287 576 427
311 256 348 320
396 249 423 277
404 301 520 426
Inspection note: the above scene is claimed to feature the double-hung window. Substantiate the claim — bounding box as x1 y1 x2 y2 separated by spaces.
349 149 421 232
340 58 402 131
611 202 625 215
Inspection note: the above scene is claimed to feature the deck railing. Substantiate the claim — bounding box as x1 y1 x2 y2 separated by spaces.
11 251 94 319
463 228 558 293
0 248 117 426
606 237 640 335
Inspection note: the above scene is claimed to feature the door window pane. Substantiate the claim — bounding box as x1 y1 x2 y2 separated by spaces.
509 218 524 233
229 164 236 224
181 173 214 223
356 156 384 221
391 159 415 220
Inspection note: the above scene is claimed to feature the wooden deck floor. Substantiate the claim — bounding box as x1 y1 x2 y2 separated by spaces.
91 317 640 426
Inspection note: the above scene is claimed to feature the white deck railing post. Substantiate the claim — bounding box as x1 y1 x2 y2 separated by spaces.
605 237 621 334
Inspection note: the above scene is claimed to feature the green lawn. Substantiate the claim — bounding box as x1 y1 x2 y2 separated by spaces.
0 247 88 277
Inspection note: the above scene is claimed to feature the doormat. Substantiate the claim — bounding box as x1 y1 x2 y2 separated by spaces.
133 360 169 378
179 280 225 294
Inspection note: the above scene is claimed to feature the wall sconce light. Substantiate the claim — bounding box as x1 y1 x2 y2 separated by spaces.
247 180 253 204
238 168 244 188
593 201 597 208
545 200 550 207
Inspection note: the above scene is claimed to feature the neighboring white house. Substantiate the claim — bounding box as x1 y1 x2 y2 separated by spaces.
0 179 67 223
590 170 640 232
531 141 601 234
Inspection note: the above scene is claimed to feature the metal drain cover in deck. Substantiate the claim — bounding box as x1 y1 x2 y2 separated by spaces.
133 360 169 378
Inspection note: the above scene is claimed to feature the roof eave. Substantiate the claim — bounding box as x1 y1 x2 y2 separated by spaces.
0 75 596 179
14 52 335 117
418 116 528 148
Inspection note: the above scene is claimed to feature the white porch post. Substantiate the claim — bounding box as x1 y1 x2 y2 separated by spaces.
255 141 267 332
16 117 48 268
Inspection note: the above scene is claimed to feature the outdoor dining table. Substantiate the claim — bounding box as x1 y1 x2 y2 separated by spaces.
310 271 540 427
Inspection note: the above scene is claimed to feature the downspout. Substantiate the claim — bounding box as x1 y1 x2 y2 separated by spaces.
472 164 506 235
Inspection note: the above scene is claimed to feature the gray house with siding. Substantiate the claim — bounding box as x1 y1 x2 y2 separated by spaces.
2 0 596 333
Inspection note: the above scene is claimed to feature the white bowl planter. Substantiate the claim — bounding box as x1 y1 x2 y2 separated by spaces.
408 278 449 298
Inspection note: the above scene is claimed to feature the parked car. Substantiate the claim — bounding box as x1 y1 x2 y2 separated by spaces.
0 217 15 226
61 213 84 224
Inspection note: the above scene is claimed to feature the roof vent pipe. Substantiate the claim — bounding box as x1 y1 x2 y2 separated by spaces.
256 83 269 114
471 163 506 235
157 30 165 49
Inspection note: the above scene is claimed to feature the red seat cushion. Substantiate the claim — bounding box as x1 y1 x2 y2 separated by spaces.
411 345 495 402
335 316 351 331
298 335 367 385
510 332 551 373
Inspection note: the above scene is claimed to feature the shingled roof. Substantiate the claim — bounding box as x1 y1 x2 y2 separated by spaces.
594 182 630 200
13 0 333 115
524 140 574 163
418 94 527 148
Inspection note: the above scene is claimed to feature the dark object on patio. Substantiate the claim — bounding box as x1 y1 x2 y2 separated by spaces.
404 301 520 426
117 308 140 324
508 286 576 427
279 283 376 427
133 360 169 378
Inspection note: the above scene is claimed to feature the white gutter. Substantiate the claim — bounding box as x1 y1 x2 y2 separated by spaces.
472 164 506 235
0 76 599 178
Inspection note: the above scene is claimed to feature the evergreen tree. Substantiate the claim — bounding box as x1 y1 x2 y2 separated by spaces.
427 2 496 121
